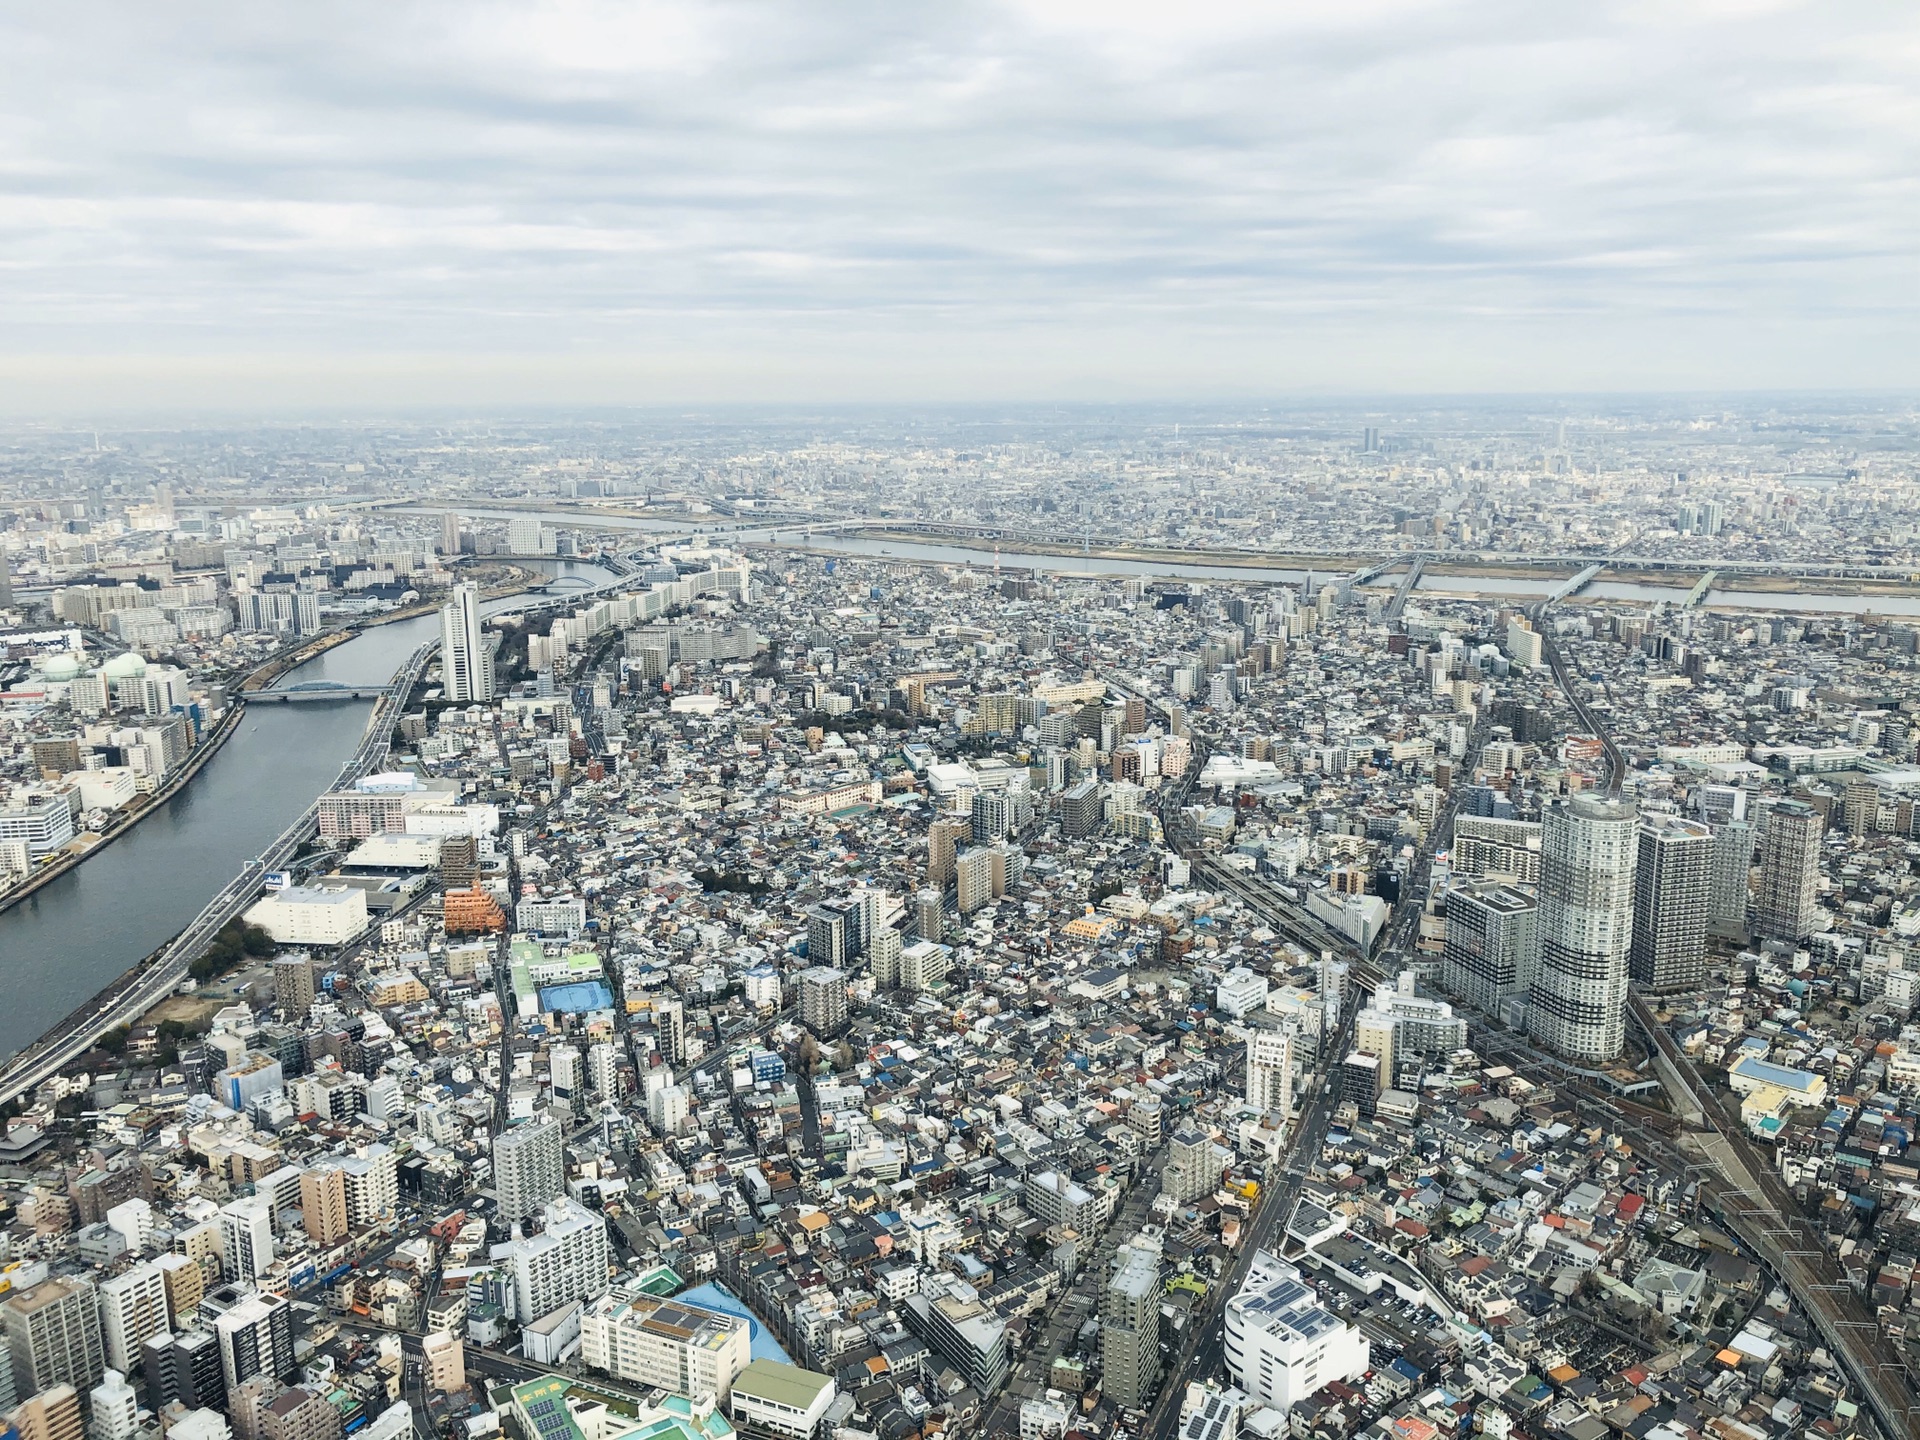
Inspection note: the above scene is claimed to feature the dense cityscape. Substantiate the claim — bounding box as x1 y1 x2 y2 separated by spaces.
0 404 1913 1440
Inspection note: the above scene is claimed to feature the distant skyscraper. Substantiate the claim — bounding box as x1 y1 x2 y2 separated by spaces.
1708 818 1754 934
1527 796 1637 1062
1755 801 1823 943
1630 815 1712 992
440 581 492 703
492 1113 565 1222
1442 881 1539 1020
440 511 462 557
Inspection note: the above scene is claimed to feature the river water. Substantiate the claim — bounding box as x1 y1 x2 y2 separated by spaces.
404 505 1920 618
0 560 600 1063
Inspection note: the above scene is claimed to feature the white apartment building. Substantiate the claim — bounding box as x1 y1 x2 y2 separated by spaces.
580 1290 751 1400
1215 966 1269 1019
243 885 368 946
1527 796 1638 1062
495 1198 610 1323
1244 1027 1293 1118
1224 1251 1369 1411
98 1264 169 1373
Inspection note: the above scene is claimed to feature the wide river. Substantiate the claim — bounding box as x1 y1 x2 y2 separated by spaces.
0 560 600 1062
414 505 1920 618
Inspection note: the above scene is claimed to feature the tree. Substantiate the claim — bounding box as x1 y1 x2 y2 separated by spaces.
191 917 277 981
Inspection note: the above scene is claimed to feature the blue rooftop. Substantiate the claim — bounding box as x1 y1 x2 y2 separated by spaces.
676 1282 791 1363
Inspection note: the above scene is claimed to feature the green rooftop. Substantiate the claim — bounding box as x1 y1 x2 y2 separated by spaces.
730 1359 833 1410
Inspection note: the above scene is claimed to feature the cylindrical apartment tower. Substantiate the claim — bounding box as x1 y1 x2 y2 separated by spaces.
1527 795 1638 1062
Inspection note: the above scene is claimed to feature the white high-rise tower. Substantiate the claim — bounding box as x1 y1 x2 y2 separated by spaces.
440 581 493 703
1527 796 1637 1062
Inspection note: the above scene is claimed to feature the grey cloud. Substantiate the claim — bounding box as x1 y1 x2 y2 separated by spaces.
0 1 1916 407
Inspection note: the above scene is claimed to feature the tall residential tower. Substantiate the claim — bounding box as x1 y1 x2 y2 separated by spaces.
1527 796 1637 1062
440 581 493 703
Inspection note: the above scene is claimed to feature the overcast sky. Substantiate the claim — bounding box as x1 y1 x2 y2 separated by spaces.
1 1 1916 412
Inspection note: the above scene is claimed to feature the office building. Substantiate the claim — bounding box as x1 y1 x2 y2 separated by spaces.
1245 1027 1293 1118
1450 815 1542 884
804 906 850 968
970 790 1013 843
5 1276 103 1402
1756 800 1823 943
440 511 462 556
155 1253 206 1329
219 1199 274 1284
1505 616 1543 668
10 1384 82 1440
507 519 555 556
142 1328 226 1415
98 1263 170 1374
1709 818 1754 933
1023 1170 1100 1234
866 925 904 986
796 967 848 1038
1224 1251 1368 1412
1442 881 1539 1019
911 887 945 943
1100 1244 1161 1410
492 1113 565 1222
439 581 493 703
727 1359 837 1440
260 1386 339 1440
1630 814 1712 991
580 1290 752 1399
926 818 968 886
1354 1008 1396 1090
1358 972 1466 1063
273 956 316 1020
1060 777 1103 837
1165 1128 1222 1205
1527 796 1638 1062
651 996 686 1067
500 1198 610 1324
954 847 992 914
300 1166 349 1246
338 1144 398 1227
237 590 319 638
902 1273 1009 1394
212 1291 294 1390
1340 1052 1382 1114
